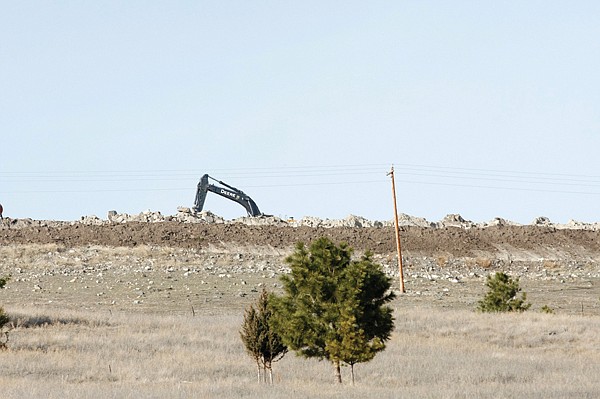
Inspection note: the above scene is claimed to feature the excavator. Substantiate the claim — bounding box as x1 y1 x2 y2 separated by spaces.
193 174 263 217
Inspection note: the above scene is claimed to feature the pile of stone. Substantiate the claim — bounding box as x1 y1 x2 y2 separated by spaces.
102 208 227 224
287 215 391 228
3 208 600 231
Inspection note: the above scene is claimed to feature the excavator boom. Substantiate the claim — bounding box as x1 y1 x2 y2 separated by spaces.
193 174 262 217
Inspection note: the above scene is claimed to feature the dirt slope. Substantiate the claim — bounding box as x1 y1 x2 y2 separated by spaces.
1 220 599 259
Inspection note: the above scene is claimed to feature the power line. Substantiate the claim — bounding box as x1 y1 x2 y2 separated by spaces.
393 170 600 188
2 162 600 197
0 179 389 194
0 171 386 183
395 179 600 197
0 163 388 177
392 162 600 180
2 162 598 181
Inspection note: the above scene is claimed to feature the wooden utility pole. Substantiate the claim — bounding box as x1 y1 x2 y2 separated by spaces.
387 166 405 293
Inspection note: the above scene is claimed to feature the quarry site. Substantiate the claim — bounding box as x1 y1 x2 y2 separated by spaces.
2 208 600 398
1 208 599 315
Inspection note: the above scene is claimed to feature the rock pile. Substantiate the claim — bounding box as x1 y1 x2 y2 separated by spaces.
2 209 599 231
89 210 600 230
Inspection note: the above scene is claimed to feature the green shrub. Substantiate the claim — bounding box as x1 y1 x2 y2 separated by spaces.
478 272 531 313
540 305 554 314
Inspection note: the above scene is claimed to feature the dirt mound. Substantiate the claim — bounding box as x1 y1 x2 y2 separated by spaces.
2 216 600 261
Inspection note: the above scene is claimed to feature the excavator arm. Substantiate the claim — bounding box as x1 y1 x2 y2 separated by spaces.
193 174 262 217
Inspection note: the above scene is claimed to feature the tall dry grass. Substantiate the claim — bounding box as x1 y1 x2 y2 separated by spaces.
0 305 599 398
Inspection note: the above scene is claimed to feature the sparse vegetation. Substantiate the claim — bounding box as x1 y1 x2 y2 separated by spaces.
541 305 554 314
475 257 493 269
0 306 599 398
270 238 395 384
478 272 531 313
436 256 448 268
542 260 560 270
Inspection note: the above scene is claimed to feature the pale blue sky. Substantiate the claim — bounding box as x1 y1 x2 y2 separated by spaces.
1 1 599 223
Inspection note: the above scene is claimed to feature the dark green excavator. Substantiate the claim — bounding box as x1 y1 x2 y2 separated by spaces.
193 174 262 217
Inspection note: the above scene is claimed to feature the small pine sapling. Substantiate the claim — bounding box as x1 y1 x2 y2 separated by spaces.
540 305 554 314
240 288 287 384
240 304 262 382
478 272 531 313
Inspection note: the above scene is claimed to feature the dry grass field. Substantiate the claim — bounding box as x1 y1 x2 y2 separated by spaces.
1 241 600 398
1 305 600 399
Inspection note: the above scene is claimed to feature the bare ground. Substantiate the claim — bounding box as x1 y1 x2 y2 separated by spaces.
1 219 599 316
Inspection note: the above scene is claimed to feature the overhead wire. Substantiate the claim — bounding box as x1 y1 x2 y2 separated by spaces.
1 161 598 178
1 163 600 196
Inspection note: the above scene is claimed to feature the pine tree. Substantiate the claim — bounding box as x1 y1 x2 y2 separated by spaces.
270 238 395 384
240 304 263 383
240 289 287 384
478 272 531 312
257 289 287 384
329 252 394 384
327 312 384 385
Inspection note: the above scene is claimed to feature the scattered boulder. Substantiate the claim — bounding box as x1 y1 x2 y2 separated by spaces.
80 215 105 226
482 217 521 228
532 216 552 226
437 214 476 229
233 215 287 227
107 210 118 221
397 213 433 228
